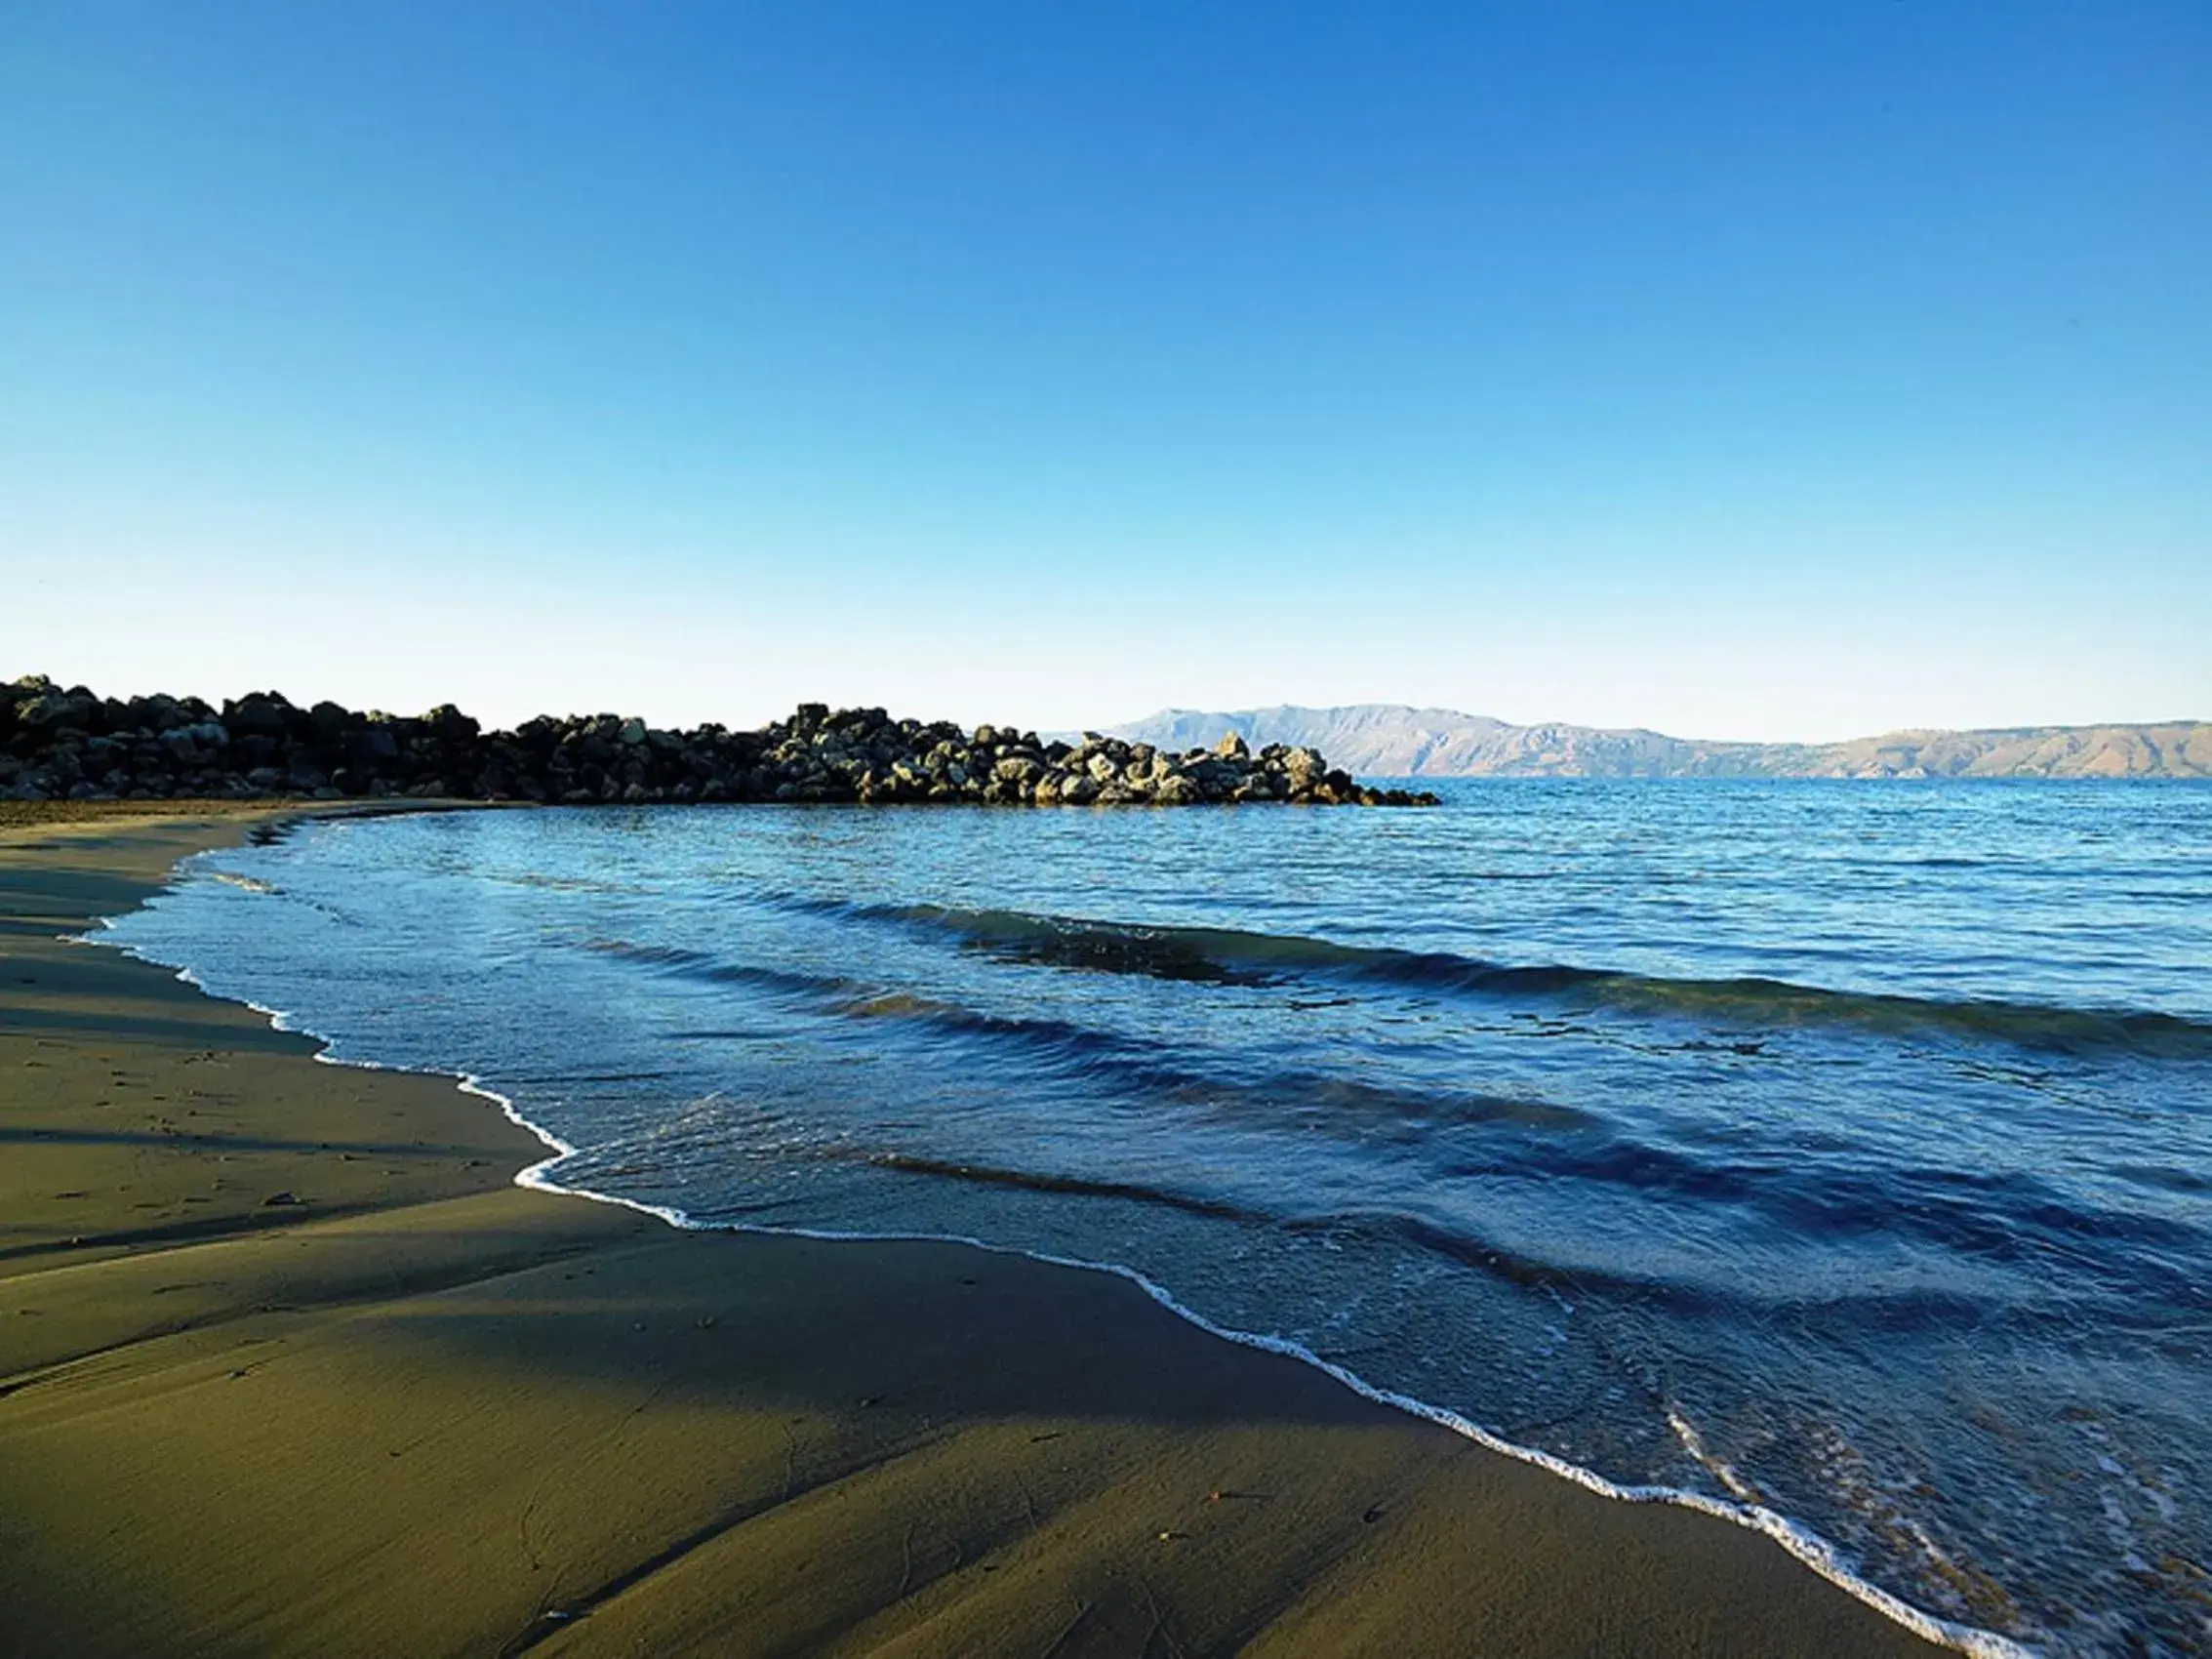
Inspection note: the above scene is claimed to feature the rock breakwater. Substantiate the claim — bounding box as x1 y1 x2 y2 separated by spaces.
0 678 1436 808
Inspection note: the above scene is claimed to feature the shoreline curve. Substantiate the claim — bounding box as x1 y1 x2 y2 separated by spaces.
85 825 2027 1658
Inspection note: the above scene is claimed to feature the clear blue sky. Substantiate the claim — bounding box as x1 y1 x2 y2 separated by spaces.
3 2 2205 739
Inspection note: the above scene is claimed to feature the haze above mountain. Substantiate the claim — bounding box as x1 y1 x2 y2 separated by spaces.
1109 707 2212 781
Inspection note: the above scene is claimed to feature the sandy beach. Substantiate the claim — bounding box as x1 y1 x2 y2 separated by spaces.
0 806 1941 1657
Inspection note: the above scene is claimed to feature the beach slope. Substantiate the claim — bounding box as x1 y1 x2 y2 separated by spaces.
0 809 1940 1657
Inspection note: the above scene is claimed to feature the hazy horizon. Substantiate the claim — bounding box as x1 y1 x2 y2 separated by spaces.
1106 701 2212 748
5 5 2206 740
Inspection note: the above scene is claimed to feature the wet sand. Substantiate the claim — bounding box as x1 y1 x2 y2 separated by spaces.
0 806 1941 1657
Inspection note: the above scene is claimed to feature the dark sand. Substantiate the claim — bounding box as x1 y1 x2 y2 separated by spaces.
0 807 1943 1657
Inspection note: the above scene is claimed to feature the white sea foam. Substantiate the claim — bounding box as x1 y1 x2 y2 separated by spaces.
73 866 2034 1659
206 871 282 895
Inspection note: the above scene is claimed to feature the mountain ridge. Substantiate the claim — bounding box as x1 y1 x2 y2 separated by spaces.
1106 705 2212 780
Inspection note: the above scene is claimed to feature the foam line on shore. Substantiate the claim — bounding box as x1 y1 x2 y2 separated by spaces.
79 896 2032 1659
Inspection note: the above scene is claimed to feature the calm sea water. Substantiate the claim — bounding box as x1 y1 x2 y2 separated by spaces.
101 783 2212 1653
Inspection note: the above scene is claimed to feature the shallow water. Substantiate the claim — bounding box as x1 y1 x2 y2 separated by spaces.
101 783 2212 1652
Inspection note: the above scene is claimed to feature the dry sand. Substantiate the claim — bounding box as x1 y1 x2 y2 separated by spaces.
0 806 1942 1657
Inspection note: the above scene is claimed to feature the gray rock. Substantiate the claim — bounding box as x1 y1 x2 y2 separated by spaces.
0 679 1435 809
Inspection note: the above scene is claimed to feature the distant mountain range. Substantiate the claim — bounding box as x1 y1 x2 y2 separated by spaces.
1107 706 2212 780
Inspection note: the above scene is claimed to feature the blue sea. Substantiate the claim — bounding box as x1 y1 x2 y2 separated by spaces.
99 783 2212 1653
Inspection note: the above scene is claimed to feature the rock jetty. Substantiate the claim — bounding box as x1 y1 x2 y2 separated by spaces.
0 677 1438 808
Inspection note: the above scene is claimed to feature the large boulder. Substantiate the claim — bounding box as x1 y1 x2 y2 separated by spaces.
162 721 229 766
345 725 400 766
223 692 299 740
